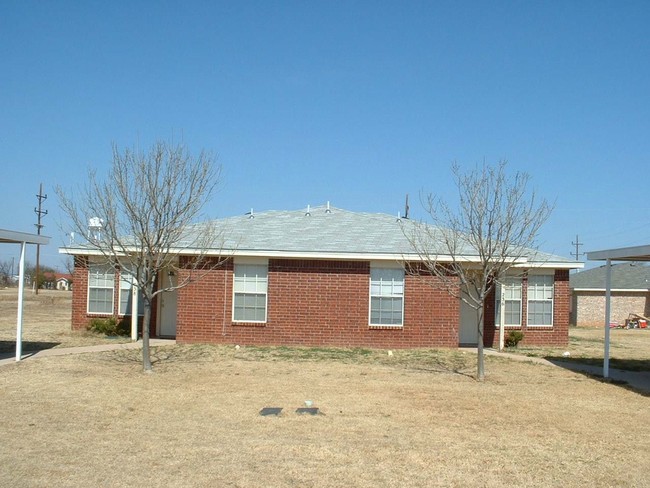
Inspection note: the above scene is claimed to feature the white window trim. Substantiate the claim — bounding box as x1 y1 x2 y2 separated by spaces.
232 260 269 324
369 265 405 328
526 272 555 328
118 272 144 316
87 264 115 315
495 277 523 328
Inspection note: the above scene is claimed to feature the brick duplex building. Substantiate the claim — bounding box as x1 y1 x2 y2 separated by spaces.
62 205 581 348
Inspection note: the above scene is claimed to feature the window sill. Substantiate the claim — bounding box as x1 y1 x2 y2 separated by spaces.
231 322 267 328
369 325 404 330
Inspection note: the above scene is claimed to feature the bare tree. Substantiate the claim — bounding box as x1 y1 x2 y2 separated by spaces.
0 259 13 287
405 161 553 381
57 140 223 372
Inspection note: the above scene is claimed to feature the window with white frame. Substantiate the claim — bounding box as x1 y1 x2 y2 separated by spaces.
495 276 522 327
527 274 554 326
233 263 268 322
370 267 404 326
88 264 115 314
119 271 144 316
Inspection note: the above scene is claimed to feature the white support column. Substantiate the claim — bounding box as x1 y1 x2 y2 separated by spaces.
499 284 505 351
131 283 139 342
15 241 27 361
604 258 612 378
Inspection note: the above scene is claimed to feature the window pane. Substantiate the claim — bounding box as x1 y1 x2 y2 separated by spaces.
371 296 403 325
370 268 404 326
495 278 522 327
89 288 113 314
233 291 266 322
88 265 115 314
527 275 553 326
233 263 268 322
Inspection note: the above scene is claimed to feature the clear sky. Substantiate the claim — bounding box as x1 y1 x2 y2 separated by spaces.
1 0 649 271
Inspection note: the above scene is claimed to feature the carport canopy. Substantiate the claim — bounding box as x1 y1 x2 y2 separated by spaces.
586 244 650 377
0 229 51 361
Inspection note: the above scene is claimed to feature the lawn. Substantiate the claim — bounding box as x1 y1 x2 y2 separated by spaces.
1 289 649 487
0 289 130 354
517 325 650 371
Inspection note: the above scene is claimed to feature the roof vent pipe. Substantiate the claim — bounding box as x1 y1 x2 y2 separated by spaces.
248 208 254 219
305 204 311 216
397 211 401 222
325 201 331 213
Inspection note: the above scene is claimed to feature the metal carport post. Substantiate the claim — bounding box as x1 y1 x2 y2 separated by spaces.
586 244 650 378
0 229 51 361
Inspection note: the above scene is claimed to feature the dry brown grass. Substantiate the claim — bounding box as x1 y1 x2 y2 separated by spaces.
1 292 650 487
0 288 129 354
517 326 650 371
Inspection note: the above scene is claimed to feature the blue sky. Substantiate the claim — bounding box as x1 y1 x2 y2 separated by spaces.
1 0 649 270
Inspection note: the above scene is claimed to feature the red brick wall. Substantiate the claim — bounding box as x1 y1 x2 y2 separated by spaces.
70 256 157 337
483 269 569 347
71 256 91 331
176 259 461 348
71 254 571 348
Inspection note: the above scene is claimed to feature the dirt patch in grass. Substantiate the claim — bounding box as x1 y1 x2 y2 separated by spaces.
1 344 650 488
0 289 130 354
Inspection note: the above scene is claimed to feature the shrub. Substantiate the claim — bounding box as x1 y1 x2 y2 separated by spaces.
504 330 524 348
87 317 129 336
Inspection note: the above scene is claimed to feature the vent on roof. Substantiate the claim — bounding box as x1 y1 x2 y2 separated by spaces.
305 204 311 216
326 201 331 214
247 208 254 219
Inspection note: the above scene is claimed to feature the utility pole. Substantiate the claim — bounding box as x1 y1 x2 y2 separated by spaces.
34 183 48 294
571 234 584 261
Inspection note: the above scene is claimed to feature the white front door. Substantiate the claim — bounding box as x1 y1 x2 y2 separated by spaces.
158 272 178 338
459 286 479 345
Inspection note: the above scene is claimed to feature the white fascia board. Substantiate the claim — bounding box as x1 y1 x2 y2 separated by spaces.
59 246 132 257
60 245 580 269
171 248 478 262
513 261 584 270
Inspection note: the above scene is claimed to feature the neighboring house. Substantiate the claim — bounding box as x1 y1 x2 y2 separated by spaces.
39 272 72 290
56 274 73 291
570 263 650 326
61 205 581 348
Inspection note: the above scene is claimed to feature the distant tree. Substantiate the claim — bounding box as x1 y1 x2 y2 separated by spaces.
57 140 223 372
24 263 57 290
405 161 553 381
0 259 12 287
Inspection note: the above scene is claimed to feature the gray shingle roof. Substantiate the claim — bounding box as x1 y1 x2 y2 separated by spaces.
61 205 579 267
183 205 426 256
181 205 575 265
570 262 650 290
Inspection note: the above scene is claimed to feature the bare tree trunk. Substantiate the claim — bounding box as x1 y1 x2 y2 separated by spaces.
477 322 485 381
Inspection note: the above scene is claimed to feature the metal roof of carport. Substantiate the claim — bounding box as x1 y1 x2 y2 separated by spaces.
586 244 650 378
0 229 51 361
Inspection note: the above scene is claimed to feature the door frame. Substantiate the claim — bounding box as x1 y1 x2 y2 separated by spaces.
157 269 178 338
